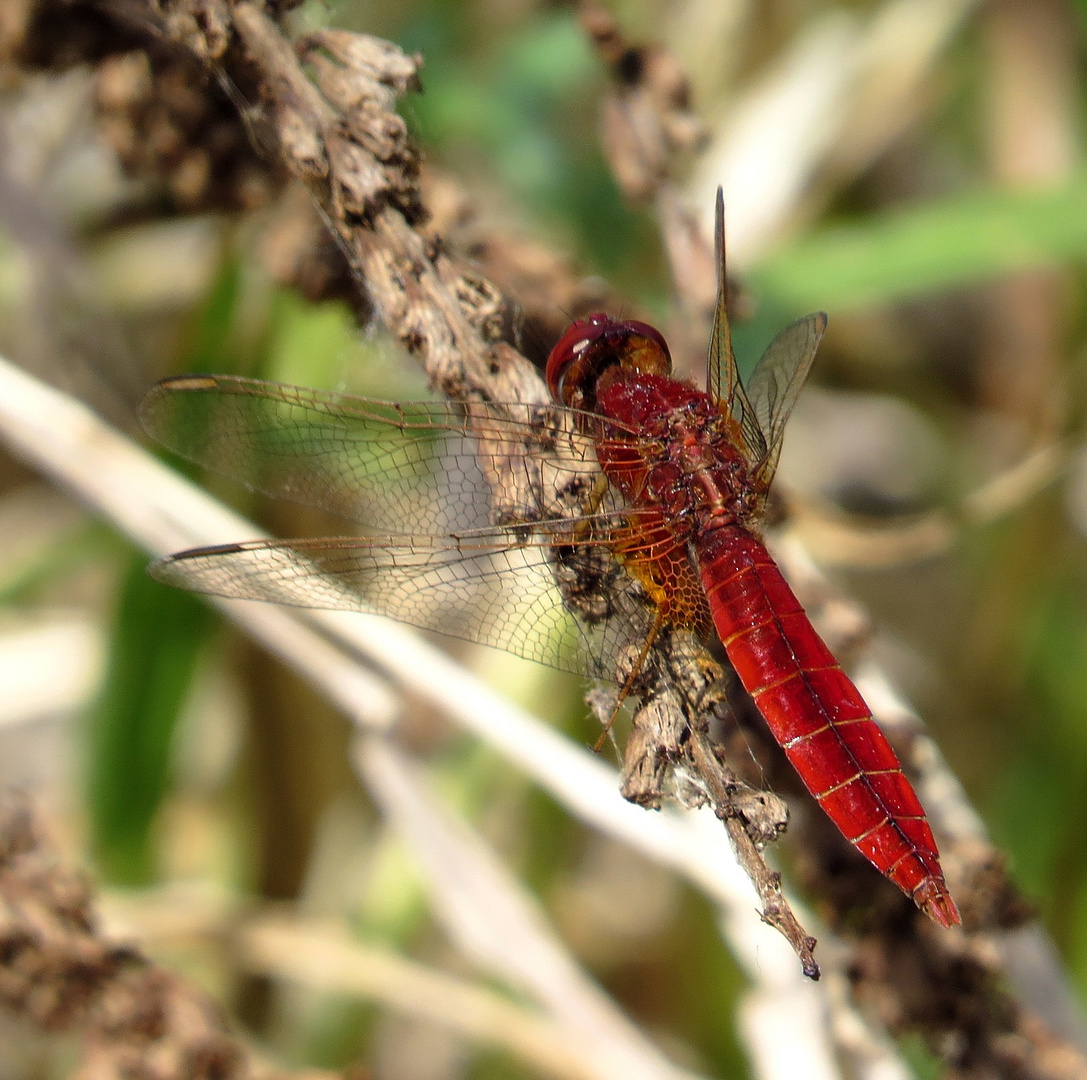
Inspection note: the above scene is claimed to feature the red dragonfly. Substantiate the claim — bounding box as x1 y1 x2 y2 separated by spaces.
140 191 958 928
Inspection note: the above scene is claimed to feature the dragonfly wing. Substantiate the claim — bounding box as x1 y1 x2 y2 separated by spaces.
150 531 657 680
139 375 604 536
745 312 828 485
706 189 767 463
706 188 732 407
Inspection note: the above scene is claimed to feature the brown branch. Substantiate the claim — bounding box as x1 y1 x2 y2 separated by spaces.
687 727 818 979
0 793 331 1080
577 0 750 374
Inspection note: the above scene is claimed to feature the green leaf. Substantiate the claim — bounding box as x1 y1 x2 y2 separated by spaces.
1075 0 1087 34
751 175 1087 313
187 255 244 372
86 550 215 885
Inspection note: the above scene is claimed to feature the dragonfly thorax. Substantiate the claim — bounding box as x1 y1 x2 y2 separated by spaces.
645 404 761 530
588 369 764 534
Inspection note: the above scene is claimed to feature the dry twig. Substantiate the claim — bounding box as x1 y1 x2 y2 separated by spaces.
0 793 331 1080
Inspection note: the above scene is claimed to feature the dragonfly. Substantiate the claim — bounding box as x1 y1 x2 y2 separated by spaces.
140 190 959 928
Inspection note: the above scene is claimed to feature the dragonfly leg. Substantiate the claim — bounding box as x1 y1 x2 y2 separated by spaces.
592 607 667 753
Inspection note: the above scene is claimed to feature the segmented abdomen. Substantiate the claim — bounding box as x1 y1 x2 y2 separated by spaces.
696 523 958 927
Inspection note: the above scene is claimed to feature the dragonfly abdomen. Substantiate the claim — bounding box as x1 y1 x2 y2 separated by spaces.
696 524 959 927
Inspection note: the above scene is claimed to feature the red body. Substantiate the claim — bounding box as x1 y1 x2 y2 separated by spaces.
547 313 959 928
698 525 954 922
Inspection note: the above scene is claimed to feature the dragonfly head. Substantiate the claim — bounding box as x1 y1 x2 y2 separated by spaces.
546 313 672 412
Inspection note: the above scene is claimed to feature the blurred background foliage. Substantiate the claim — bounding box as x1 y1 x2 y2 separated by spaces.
1 0 1086 1077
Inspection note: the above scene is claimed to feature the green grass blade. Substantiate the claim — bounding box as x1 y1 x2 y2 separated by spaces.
752 174 1087 312
85 544 216 885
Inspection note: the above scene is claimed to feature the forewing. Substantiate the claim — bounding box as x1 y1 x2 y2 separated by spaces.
706 189 767 463
745 312 828 484
139 375 610 536
149 529 658 680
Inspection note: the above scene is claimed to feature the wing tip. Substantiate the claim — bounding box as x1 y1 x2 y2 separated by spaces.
138 374 224 438
157 375 221 392
149 541 260 580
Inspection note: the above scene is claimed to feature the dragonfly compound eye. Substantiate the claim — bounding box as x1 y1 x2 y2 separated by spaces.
545 313 611 406
546 314 673 410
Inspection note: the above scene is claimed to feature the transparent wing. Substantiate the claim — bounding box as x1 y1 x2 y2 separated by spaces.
140 375 647 538
745 312 828 485
705 188 767 463
149 531 659 680
140 373 680 677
